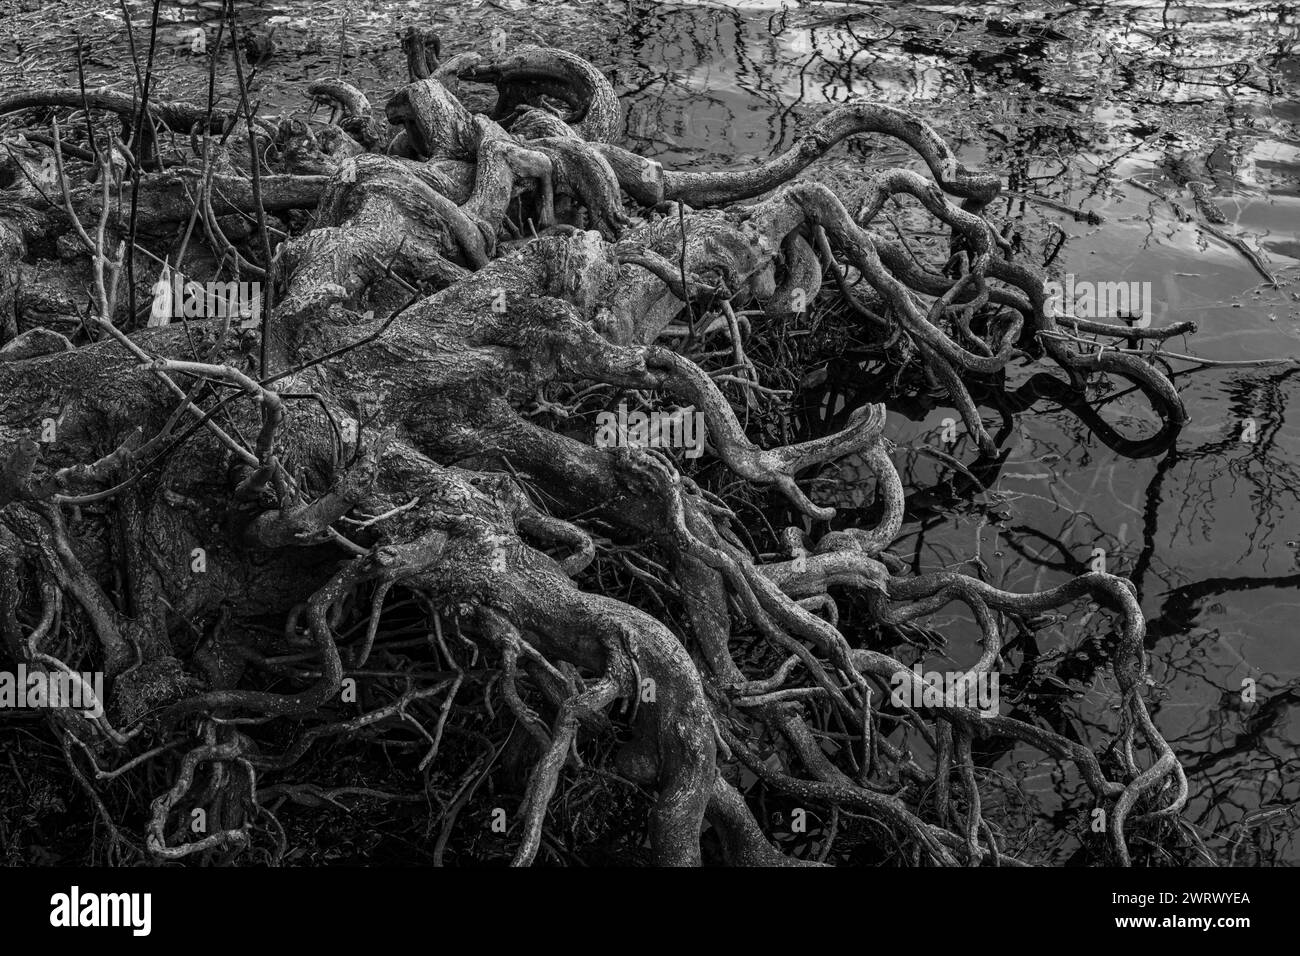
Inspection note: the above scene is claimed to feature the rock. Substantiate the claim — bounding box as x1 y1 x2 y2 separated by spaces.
0 327 74 361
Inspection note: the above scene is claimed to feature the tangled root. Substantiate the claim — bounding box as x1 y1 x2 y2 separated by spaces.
0 30 1201 867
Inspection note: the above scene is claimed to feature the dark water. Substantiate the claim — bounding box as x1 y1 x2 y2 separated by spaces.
2 0 1297 863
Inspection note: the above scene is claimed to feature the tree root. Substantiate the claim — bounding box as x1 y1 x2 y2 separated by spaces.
0 35 1206 868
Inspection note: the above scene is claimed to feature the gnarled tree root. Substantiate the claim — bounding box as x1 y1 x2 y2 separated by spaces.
0 36 1200 868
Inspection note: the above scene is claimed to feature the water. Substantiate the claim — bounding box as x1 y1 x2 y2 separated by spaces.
2 0 1296 863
